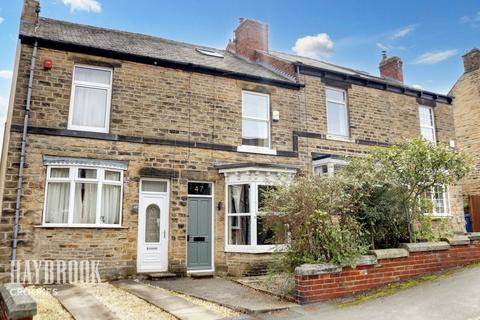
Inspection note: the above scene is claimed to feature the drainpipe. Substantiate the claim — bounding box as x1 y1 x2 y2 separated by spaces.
11 40 38 263
295 64 301 83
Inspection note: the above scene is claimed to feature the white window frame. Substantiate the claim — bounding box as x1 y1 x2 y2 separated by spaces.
312 157 347 177
325 86 349 138
419 105 436 144
67 65 113 133
427 185 450 218
238 91 277 155
225 181 286 253
42 165 124 228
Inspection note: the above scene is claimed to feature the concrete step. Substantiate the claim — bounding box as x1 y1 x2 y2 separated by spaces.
144 272 177 280
190 272 214 279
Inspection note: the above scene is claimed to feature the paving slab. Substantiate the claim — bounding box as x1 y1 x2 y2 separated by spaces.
50 284 118 320
148 277 297 314
112 279 224 320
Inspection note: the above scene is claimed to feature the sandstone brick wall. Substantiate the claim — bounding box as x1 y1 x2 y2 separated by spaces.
0 43 463 279
452 67 480 196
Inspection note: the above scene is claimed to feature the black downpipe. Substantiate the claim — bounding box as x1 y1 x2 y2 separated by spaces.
11 41 38 263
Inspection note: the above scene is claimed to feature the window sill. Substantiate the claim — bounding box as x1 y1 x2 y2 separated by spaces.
35 225 128 229
225 244 287 253
237 145 277 155
429 214 450 219
67 125 109 134
326 134 355 143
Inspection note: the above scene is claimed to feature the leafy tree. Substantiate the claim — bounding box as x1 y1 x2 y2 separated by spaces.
350 139 471 242
262 176 368 271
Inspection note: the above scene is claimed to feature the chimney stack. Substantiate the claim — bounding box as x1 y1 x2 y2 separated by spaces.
227 18 268 61
463 48 480 73
379 51 404 83
21 0 40 26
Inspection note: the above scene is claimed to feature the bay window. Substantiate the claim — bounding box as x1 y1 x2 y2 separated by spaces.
44 166 123 227
226 182 285 252
426 185 450 217
312 157 347 177
68 65 113 133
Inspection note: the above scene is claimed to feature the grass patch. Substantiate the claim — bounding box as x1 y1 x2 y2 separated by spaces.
337 270 456 308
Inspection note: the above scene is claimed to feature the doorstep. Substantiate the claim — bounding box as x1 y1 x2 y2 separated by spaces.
189 272 214 279
144 272 177 280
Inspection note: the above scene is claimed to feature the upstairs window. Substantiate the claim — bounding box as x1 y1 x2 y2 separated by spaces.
241 91 270 148
419 105 436 144
326 87 349 137
68 65 112 133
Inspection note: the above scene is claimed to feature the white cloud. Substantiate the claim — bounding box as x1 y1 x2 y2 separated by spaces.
292 33 334 59
460 16 470 24
0 17 4 24
411 84 423 90
0 96 8 120
376 42 389 50
62 0 102 13
391 24 416 39
413 49 459 65
460 12 480 27
376 42 407 51
0 70 13 79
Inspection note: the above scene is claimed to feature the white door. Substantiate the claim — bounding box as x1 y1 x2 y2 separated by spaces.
137 180 169 273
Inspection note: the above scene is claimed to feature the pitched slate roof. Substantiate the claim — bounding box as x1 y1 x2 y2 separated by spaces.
270 51 424 92
20 17 295 85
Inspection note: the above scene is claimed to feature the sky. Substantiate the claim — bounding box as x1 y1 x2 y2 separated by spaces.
0 0 479 147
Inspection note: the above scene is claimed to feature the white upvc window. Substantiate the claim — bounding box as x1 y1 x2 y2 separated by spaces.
43 166 123 227
426 185 450 217
68 65 113 133
419 105 436 144
240 91 272 151
312 157 347 177
326 87 349 138
226 182 286 252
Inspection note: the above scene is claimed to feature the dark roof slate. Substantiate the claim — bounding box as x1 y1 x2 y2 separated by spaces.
20 17 293 84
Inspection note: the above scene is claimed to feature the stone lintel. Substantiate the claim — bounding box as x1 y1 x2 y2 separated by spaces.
369 248 409 260
0 283 37 319
400 241 450 252
295 264 342 276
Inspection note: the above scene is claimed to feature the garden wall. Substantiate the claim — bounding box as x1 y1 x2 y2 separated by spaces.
295 233 480 304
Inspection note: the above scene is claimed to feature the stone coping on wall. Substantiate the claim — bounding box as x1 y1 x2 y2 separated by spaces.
294 235 480 304
400 241 450 252
0 283 37 320
369 248 409 259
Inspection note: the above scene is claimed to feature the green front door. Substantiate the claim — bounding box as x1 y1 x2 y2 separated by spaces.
187 197 212 271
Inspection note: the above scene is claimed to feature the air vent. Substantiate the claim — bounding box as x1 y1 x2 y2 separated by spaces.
195 48 224 58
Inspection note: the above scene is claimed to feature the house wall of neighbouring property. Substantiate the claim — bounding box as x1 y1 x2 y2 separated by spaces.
0 43 463 280
452 67 480 197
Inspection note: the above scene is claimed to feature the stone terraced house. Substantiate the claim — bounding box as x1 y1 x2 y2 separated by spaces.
0 0 465 280
451 48 480 232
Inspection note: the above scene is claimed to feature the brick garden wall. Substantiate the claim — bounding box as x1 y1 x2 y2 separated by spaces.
295 236 480 304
